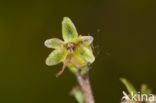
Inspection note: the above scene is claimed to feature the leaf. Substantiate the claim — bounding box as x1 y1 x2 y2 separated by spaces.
71 86 85 103
46 49 67 66
78 35 94 46
152 95 156 103
120 78 137 94
74 46 95 66
62 17 78 42
44 38 64 49
141 84 151 94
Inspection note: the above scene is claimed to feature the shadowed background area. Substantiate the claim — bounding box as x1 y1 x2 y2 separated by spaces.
0 0 156 103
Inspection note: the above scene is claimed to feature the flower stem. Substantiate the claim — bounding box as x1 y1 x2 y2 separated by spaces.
75 72 95 103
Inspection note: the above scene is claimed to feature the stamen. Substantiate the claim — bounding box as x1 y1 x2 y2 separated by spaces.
65 42 76 52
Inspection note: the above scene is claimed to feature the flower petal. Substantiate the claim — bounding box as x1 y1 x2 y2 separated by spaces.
78 35 93 46
74 46 95 65
46 49 67 66
62 17 78 42
44 38 64 49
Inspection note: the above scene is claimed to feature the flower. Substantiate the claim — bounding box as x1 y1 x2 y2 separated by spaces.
44 17 95 77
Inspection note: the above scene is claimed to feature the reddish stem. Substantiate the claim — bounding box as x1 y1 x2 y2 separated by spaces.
75 72 95 103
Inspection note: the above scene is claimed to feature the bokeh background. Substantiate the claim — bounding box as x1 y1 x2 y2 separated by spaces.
0 0 156 103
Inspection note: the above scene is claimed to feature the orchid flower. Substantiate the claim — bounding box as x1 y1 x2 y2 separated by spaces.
44 17 95 77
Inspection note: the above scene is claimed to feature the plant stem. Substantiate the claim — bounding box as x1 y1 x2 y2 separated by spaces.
75 72 95 103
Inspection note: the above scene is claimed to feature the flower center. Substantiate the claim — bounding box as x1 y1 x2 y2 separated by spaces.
65 42 76 52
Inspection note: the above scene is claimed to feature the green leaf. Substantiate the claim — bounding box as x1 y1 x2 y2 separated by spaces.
44 38 64 49
78 35 93 46
62 17 78 42
71 86 84 103
74 46 95 66
141 84 151 94
120 78 137 94
46 49 67 66
152 95 156 103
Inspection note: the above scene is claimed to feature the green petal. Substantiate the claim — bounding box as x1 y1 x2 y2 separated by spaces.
74 46 95 66
62 17 78 42
46 49 67 66
78 35 93 46
44 38 64 49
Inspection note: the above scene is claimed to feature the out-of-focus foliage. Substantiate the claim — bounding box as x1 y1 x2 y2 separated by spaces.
121 78 156 103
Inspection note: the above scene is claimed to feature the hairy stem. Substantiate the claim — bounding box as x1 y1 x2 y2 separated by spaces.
75 72 95 103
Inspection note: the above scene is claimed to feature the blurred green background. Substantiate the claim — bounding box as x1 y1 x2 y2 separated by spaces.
0 0 156 103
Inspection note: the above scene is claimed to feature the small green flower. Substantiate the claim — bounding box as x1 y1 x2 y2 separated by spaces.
44 17 95 77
